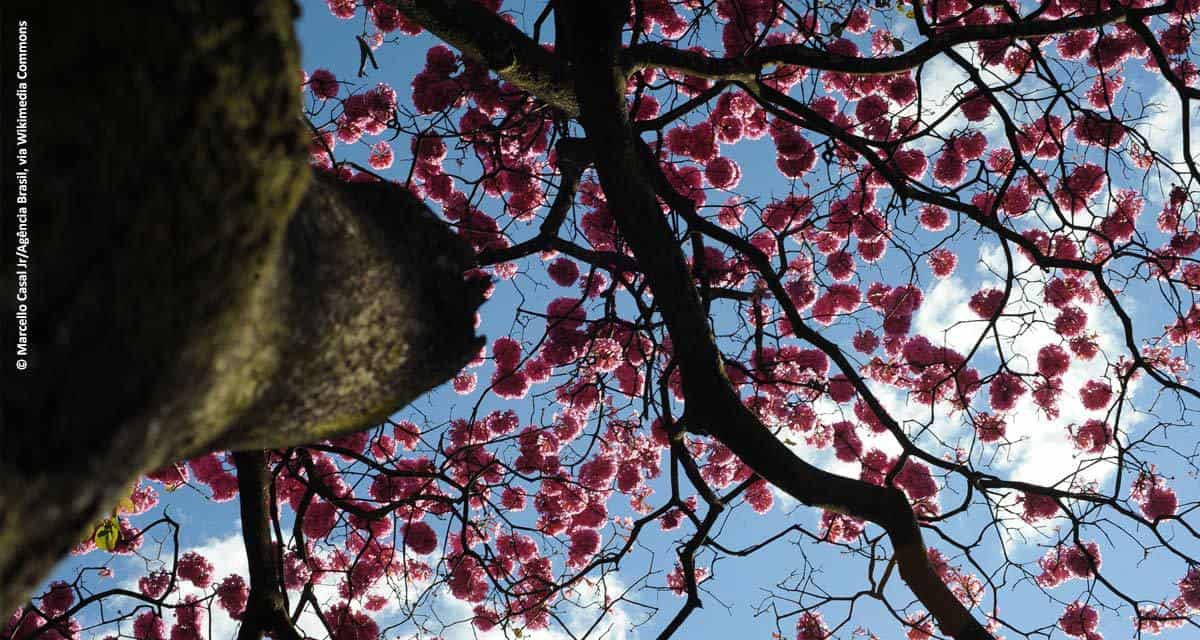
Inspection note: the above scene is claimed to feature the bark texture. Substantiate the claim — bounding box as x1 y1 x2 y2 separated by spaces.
0 3 483 613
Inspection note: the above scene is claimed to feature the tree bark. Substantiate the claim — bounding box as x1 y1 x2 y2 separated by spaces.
0 3 483 613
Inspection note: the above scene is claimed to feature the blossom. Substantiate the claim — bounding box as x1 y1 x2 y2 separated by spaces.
367 141 393 169
177 551 214 588
403 521 439 555
216 574 249 619
1071 419 1112 453
40 581 74 617
1058 601 1099 638
1055 306 1088 337
133 611 166 640
547 257 580 287
968 288 1005 318
139 570 172 599
452 372 477 395
988 371 1027 412
1021 492 1059 522
309 68 339 99
745 479 774 513
919 204 950 231
492 336 523 371
795 611 829 640
1037 344 1071 378
567 528 601 568
831 421 863 462
704 156 741 189
1079 379 1113 411
928 248 957 277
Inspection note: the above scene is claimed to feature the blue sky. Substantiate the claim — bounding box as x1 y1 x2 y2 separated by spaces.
34 2 1200 639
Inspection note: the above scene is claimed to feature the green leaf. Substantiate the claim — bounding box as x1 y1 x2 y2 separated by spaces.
94 517 120 552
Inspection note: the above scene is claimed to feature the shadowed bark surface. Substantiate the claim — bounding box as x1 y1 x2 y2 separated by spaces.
0 3 483 614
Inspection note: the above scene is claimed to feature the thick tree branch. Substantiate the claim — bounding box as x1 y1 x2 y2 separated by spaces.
390 0 578 115
622 4 1170 80
557 5 993 638
0 3 484 612
233 451 301 640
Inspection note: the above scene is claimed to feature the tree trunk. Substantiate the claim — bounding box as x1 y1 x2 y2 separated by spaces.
0 3 483 613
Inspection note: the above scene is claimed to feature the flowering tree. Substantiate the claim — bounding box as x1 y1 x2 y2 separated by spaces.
11 0 1200 639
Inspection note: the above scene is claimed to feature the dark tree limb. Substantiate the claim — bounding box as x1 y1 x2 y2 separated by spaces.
555 4 993 638
390 0 578 115
233 451 301 640
621 3 1171 80
0 3 483 613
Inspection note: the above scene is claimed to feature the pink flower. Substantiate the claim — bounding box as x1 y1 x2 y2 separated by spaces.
547 257 580 287
177 551 214 588
326 0 357 19
988 371 1027 412
832 421 863 462
172 596 206 640
795 611 830 640
394 419 421 450
827 375 856 403
1071 419 1112 453
403 521 439 555
493 368 532 399
666 563 709 596
853 330 879 353
968 288 1005 318
501 486 526 510
580 456 618 490
892 148 927 179
1055 306 1088 337
367 141 393 169
953 131 987 160
933 149 966 186
1141 485 1178 521
1037 344 1071 378
919 204 950 231
928 249 957 277
146 463 188 489
1021 492 1059 522
138 571 172 599
762 195 813 232
1079 379 1113 411
825 250 855 281
216 574 249 620
704 156 741 189
1058 601 1099 638
567 528 601 568
303 500 338 539
328 603 379 640
133 611 166 640
1054 163 1107 213
309 68 339 99
40 581 74 617
452 372 477 395
961 90 992 121
895 459 938 502
745 479 775 513
492 336 522 371
974 413 1006 443
1179 566 1200 609
820 511 865 542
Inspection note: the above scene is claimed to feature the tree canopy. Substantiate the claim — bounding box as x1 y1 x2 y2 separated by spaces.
9 0 1200 639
